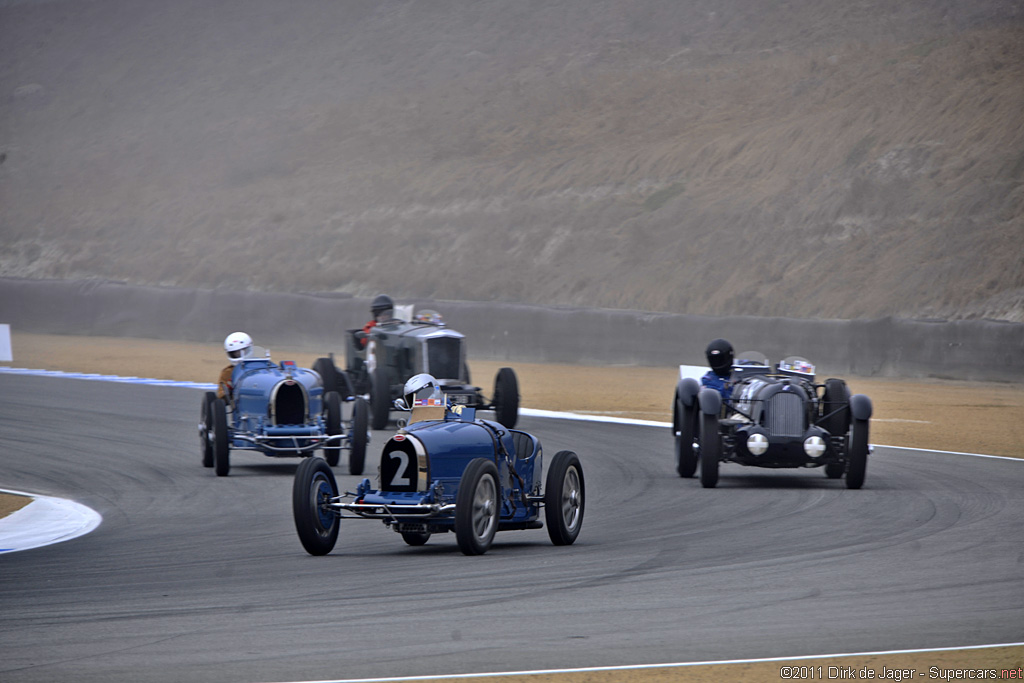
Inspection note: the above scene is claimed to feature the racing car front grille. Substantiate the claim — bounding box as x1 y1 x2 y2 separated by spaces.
272 382 307 425
766 392 804 437
426 337 462 381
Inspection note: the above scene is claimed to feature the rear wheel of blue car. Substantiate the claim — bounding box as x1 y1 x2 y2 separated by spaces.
845 417 869 489
492 367 519 429
699 412 720 488
293 457 340 555
200 391 216 468
674 392 699 478
545 450 585 546
370 366 390 431
323 391 343 467
348 397 369 475
401 530 431 546
313 357 339 396
456 458 499 555
211 397 230 477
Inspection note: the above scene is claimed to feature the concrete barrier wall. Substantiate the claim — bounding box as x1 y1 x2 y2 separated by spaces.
1 277 1021 382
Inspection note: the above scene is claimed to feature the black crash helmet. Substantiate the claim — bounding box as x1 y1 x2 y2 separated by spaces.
371 294 394 317
705 338 734 377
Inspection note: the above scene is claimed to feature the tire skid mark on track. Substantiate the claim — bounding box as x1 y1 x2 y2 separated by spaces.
1 373 1023 683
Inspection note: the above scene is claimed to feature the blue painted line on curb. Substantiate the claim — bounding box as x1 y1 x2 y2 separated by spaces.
0 366 216 390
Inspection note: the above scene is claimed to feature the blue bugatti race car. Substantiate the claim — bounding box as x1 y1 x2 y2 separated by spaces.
292 374 584 556
199 348 369 477
673 352 872 489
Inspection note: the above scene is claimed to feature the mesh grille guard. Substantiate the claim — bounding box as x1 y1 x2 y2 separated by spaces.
767 392 804 437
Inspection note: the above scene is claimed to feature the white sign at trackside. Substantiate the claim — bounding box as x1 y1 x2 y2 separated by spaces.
0 324 11 362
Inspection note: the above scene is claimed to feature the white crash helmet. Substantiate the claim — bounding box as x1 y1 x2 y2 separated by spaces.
403 373 441 407
224 331 253 364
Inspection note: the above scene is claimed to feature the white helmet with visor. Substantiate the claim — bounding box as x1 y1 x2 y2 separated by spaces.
224 332 253 365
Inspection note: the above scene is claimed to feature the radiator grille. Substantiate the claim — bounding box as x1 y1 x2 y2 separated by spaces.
426 337 462 380
273 382 306 425
767 392 804 437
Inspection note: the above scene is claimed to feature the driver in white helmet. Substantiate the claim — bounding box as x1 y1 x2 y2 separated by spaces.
403 373 444 408
402 373 449 422
217 331 254 400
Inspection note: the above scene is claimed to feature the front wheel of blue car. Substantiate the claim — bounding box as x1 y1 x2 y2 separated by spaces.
348 397 368 476
699 411 720 488
200 391 216 468
545 450 585 546
293 457 340 555
211 397 230 477
456 458 499 556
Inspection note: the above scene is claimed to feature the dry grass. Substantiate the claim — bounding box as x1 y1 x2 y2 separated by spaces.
0 494 30 518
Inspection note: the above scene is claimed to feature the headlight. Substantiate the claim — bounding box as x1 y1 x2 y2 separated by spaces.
746 433 769 456
803 435 827 458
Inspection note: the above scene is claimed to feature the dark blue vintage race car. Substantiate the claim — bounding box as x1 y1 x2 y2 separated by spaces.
292 374 584 556
673 353 873 489
199 348 369 477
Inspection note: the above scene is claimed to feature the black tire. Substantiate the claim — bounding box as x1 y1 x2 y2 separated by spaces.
369 365 390 431
845 417 869 489
545 450 585 546
348 397 369 475
825 462 845 479
401 531 431 546
313 357 339 396
336 370 355 400
292 457 340 555
674 392 699 478
699 411 720 488
455 458 500 556
322 391 342 467
200 391 216 468
211 397 230 477
820 378 851 437
492 367 519 429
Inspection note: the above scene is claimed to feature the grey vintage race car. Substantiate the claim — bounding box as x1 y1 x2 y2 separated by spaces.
314 305 519 431
673 353 872 489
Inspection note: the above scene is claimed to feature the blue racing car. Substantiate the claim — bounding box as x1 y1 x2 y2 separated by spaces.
292 374 584 555
199 347 369 477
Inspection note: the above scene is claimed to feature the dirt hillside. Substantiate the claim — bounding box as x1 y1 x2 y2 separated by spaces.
1 1 1022 321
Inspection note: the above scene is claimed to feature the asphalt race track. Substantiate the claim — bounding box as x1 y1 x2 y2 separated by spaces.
1 374 1022 683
